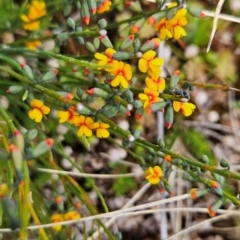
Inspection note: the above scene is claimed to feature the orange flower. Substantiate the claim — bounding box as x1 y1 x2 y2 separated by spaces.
145 166 162 185
173 101 196 116
58 106 79 124
20 0 46 31
97 0 112 14
154 18 172 40
74 115 94 137
138 50 164 74
138 87 161 112
109 61 132 88
91 122 110 138
28 99 50 122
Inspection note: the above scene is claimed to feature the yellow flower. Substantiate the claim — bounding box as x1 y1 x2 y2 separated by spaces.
109 61 132 88
74 115 94 137
26 40 41 50
94 48 118 71
91 122 110 138
20 0 46 31
138 50 164 74
28 99 50 122
58 106 79 124
168 8 188 40
64 211 81 221
173 101 196 116
97 0 112 14
145 72 165 91
145 166 162 185
138 87 161 112
154 18 173 40
51 213 63 232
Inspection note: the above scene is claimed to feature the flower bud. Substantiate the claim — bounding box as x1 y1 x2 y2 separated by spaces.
81 1 90 25
113 52 134 60
77 104 92 115
165 167 173 179
133 100 143 109
182 173 195 182
76 87 83 98
171 158 183 166
99 34 113 48
190 188 209 199
208 199 223 217
123 89 134 103
220 158 230 170
26 129 38 141
164 182 174 196
87 0 97 14
20 63 34 80
31 139 54 158
77 37 85 45
147 12 165 25
119 25 130 39
187 7 205 18
6 85 24 94
119 35 135 51
93 37 100 50
169 70 180 90
132 130 141 139
135 107 144 120
125 1 142 12
158 138 165 150
98 19 108 29
140 38 161 52
130 18 145 34
2 197 21 230
42 69 58 82
57 91 73 100
122 139 131 148
133 38 140 52
0 148 10 160
164 154 171 162
212 173 225 185
102 104 119 118
164 104 174 129
149 101 168 113
9 144 23 172
13 129 24 152
87 88 109 98
198 155 209 164
86 42 97 53
57 32 70 42
22 89 28 101
67 17 75 30
119 105 128 115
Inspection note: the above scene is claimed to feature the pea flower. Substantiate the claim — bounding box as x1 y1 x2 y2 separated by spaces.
97 0 112 14
138 50 164 74
26 40 41 50
145 72 165 91
94 48 118 71
145 166 163 185
58 106 79 124
74 116 94 137
20 0 46 31
51 213 63 232
154 18 173 40
28 99 50 122
173 101 196 116
64 211 81 221
109 61 132 88
91 122 110 138
138 87 161 113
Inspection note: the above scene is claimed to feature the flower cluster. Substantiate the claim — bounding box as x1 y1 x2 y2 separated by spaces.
149 3 188 40
51 211 81 232
58 107 110 138
20 0 46 31
95 48 132 88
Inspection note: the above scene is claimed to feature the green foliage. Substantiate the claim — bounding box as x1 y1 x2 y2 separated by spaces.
181 128 217 165
112 177 138 196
